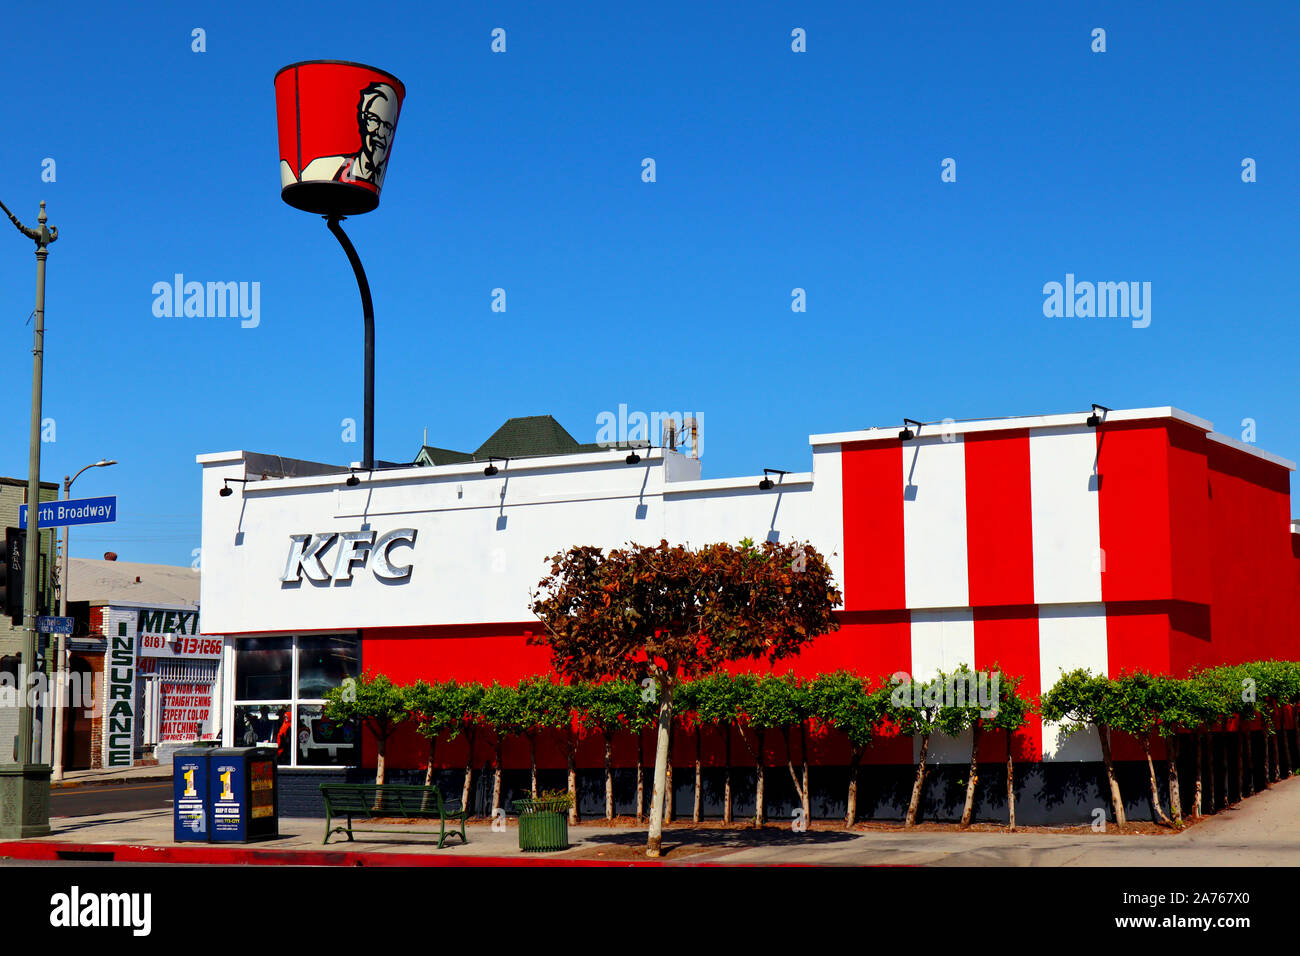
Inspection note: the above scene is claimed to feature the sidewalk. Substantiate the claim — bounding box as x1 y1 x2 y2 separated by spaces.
50 764 172 789
6 775 1300 866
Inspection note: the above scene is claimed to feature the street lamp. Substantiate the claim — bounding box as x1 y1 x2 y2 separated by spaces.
0 196 57 839
273 60 406 470
51 458 117 782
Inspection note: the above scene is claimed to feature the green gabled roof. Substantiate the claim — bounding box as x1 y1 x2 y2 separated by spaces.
414 445 477 467
473 415 583 459
412 415 639 467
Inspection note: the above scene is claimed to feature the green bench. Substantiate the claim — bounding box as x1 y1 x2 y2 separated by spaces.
319 783 470 849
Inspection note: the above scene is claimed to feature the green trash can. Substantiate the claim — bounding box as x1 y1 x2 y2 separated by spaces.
514 796 570 851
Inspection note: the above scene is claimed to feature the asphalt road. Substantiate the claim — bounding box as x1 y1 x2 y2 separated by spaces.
49 781 172 818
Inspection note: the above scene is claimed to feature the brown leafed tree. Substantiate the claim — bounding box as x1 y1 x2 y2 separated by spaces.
531 537 841 857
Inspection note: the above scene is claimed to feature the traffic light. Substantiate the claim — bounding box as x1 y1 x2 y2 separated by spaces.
3 528 24 625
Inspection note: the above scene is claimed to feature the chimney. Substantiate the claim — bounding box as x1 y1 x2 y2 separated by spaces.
662 418 678 451
104 552 117 561
683 416 699 459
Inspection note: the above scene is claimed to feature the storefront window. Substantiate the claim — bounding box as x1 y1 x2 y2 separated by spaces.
295 703 358 766
298 635 360 699
231 634 359 767
234 637 292 700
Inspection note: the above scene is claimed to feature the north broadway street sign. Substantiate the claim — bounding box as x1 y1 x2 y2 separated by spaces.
19 495 116 528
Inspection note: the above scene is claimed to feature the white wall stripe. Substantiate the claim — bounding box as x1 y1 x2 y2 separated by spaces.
1038 604 1109 761
1030 426 1102 605
902 436 969 609
909 608 976 764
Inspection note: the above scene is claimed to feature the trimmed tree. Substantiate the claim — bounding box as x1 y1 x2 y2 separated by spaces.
530 538 841 856
582 679 641 820
811 670 888 827
691 671 745 824
892 670 948 828
475 681 523 813
984 669 1032 830
1111 672 1175 827
402 679 469 809
514 675 566 798
322 670 407 789
1041 669 1127 827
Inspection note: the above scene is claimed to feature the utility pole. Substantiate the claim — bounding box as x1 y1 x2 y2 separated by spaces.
52 459 115 781
0 197 57 838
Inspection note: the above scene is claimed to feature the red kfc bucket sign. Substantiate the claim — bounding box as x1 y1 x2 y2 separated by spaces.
275 60 405 216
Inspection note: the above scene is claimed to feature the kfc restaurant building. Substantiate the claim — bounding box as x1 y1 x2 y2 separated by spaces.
196 407 1300 822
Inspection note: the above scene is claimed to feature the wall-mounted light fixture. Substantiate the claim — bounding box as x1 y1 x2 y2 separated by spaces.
899 418 923 441
218 477 248 498
625 443 650 465
758 468 789 491
483 457 506 477
1086 404 1111 428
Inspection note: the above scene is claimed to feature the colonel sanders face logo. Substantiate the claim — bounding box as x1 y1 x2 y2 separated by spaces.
291 81 400 190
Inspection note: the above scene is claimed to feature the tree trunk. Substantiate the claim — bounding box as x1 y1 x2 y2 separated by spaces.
1266 722 1279 784
782 727 808 823
462 727 476 813
960 721 981 828
421 737 437 812
1193 732 1204 818
846 749 862 828
1141 735 1173 826
905 734 930 828
1098 726 1126 827
375 734 387 786
1006 730 1016 831
754 729 767 825
1277 709 1290 778
491 739 503 814
800 721 811 822
1239 728 1251 798
604 734 614 821
636 731 645 823
566 748 578 826
664 730 674 824
723 729 733 824
692 725 702 823
529 735 538 798
645 679 675 857
1166 737 1182 827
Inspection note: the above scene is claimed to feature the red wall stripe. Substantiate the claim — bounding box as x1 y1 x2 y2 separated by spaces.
841 440 905 611
1097 422 1174 602
964 429 1035 607
973 606 1041 761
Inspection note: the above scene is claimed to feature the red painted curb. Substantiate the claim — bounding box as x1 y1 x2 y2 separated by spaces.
0 840 712 867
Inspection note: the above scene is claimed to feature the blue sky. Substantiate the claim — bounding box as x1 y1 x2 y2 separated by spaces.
1 1 1297 566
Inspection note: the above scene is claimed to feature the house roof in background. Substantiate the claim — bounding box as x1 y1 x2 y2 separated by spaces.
414 415 644 467
69 558 199 608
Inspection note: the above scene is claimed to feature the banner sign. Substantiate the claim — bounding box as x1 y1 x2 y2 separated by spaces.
137 609 217 659
19 496 116 529
106 617 136 767
159 681 215 742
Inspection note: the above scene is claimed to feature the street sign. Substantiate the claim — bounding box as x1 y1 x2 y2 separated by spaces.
36 616 73 634
19 495 116 529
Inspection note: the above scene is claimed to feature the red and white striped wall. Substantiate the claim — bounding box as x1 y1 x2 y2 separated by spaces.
814 407 1300 762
